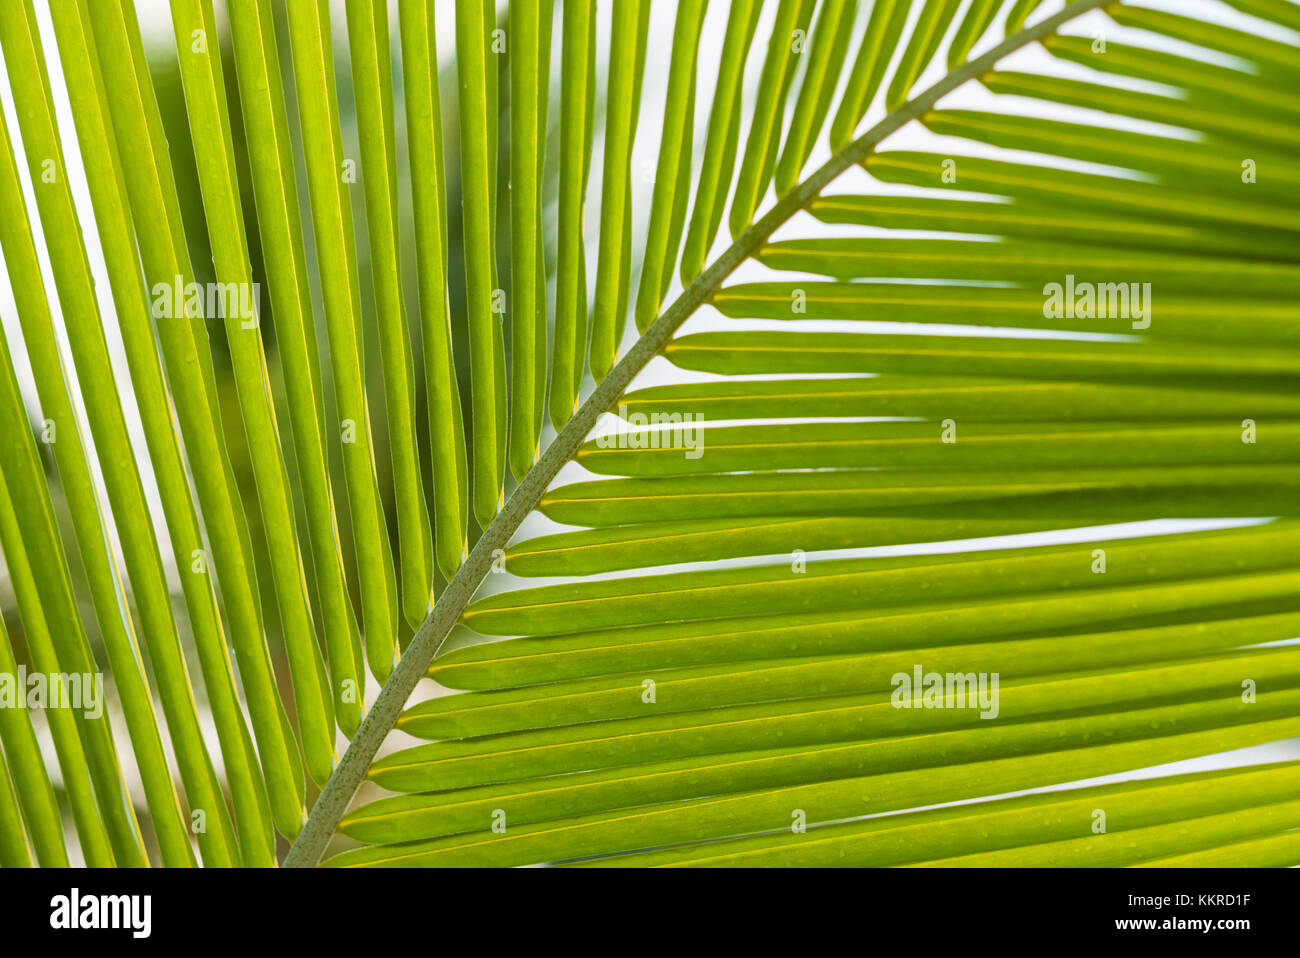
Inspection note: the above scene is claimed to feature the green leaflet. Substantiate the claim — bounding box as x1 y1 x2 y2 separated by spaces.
550 0 596 426
506 516 1086 577
507 0 554 479
774 0 854 193
1219 0 1300 32
1135 829 1300 868
170 0 336 789
886 0 962 110
0 734 29 867
729 0 815 234
634 0 709 331
829 0 908 149
435 572 1300 689
0 613 66 866
947 0 999 67
1042 34 1300 123
1104 4 1300 80
979 71 1300 153
577 420 1300 478
865 150 1300 236
346 0 435 629
0 385 119 867
711 280 1300 344
456 0 509 530
351 697 1300 845
589 0 651 378
755 237 1300 293
920 109 1300 206
406 644 1300 741
1004 0 1046 35
576 762 1300 867
0 5 173 865
911 799 1300 867
48 0 276 864
83 0 308 840
399 0 470 579
226 0 366 742
664 330 1300 382
679 0 763 281
538 464 1299 527
618 376 1300 421
284 0 400 683
463 523 1300 637
325 719 1300 866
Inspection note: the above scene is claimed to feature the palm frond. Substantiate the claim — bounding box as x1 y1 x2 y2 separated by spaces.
0 0 1294 870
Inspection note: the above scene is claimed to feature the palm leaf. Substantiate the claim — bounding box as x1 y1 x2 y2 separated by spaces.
0 0 1295 870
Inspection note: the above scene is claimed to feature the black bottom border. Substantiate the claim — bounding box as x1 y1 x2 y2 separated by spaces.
0 866 1291 945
